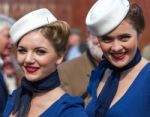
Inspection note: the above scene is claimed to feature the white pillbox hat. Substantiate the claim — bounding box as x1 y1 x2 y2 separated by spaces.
10 8 57 43
86 0 130 36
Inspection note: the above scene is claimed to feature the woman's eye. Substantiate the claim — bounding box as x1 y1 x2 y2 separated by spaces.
36 50 47 55
119 35 131 42
17 48 26 54
101 36 113 43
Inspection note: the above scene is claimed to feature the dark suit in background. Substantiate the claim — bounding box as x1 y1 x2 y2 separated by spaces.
0 71 8 113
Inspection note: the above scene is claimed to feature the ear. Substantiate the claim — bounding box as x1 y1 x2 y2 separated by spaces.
138 33 143 39
56 52 65 65
137 33 143 47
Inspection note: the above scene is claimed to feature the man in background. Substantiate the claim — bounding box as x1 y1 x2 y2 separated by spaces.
64 28 87 61
58 31 103 105
0 14 16 113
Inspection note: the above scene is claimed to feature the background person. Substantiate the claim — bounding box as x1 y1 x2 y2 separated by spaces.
0 14 15 113
85 0 150 117
0 15 19 95
58 31 103 105
3 8 88 117
64 28 86 61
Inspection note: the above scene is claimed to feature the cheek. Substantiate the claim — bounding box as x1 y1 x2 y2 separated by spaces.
39 55 57 67
99 43 110 53
126 38 138 52
128 44 138 59
17 54 24 65
40 58 57 75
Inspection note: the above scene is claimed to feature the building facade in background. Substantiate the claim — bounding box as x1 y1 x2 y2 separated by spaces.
0 0 150 50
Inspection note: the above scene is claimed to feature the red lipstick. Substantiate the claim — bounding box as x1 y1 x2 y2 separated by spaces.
25 66 39 73
112 54 125 61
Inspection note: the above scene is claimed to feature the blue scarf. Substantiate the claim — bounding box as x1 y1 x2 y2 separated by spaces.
87 48 141 117
12 70 60 117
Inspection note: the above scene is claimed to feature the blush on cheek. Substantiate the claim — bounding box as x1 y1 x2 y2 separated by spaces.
17 59 22 66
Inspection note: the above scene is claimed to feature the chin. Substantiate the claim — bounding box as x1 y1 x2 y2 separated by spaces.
25 75 42 82
109 55 130 68
111 60 129 68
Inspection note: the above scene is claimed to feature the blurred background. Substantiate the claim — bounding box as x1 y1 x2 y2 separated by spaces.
0 0 94 43
0 0 150 50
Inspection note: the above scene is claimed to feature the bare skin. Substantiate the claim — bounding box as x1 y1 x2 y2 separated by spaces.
28 87 65 117
10 87 65 117
97 58 149 108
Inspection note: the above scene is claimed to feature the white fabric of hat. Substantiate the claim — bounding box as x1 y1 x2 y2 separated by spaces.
86 0 130 36
10 8 57 43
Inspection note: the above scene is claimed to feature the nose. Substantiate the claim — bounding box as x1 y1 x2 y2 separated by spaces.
25 52 35 64
111 40 123 52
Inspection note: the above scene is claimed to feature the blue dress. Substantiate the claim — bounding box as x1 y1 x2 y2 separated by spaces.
86 63 150 117
0 71 8 113
3 93 88 117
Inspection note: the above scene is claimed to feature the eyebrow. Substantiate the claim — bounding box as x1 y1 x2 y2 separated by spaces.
117 33 131 38
101 33 131 39
101 35 113 39
17 45 24 48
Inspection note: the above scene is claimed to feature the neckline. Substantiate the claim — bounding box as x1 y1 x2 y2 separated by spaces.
39 93 68 117
107 62 150 111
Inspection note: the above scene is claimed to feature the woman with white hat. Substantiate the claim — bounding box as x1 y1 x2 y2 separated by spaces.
3 8 88 117
85 0 150 117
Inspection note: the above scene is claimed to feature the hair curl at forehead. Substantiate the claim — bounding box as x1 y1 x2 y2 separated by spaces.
39 20 70 54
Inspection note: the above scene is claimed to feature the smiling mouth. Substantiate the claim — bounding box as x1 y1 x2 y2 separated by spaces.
111 52 127 61
25 66 39 73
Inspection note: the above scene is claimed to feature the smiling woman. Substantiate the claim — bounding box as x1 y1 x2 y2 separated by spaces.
85 0 150 117
99 20 138 68
3 8 88 117
17 31 60 82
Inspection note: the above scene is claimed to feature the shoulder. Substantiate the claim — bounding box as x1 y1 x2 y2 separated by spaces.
61 93 84 105
4 88 20 108
2 89 19 117
140 62 150 74
145 62 150 68
58 93 88 117
138 62 150 82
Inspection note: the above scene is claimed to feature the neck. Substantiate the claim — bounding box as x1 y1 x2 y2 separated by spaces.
121 57 148 75
32 86 65 100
